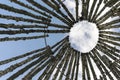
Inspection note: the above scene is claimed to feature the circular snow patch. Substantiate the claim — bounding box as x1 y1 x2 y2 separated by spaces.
69 21 99 53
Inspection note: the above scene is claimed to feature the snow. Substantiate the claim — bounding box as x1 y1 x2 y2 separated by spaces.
69 21 99 53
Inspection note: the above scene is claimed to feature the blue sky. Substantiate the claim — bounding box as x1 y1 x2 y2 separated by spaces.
0 0 64 79
0 0 64 59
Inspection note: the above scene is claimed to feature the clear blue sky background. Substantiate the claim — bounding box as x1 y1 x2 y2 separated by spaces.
0 0 65 79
